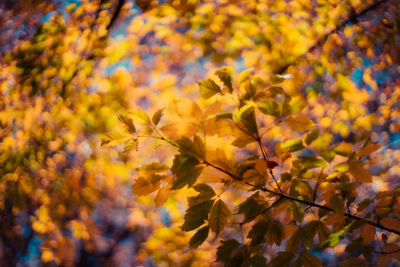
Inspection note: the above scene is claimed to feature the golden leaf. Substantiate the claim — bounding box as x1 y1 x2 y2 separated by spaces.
284 115 315 132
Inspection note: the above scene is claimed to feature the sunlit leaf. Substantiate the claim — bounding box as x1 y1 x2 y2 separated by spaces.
284 115 314 132
348 161 372 183
199 79 221 99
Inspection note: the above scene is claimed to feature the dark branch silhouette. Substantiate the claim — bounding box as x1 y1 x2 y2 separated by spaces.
277 0 390 74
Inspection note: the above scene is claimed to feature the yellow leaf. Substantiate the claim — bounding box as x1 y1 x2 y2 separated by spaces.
356 144 382 158
70 220 89 240
155 185 170 208
41 250 54 262
132 175 163 196
332 142 353 156
161 123 199 139
284 115 314 132
348 161 372 183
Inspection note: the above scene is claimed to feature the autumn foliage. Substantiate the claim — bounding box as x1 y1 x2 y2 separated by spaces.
1 0 400 266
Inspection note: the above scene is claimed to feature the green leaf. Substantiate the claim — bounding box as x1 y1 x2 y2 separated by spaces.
118 114 136 133
189 226 209 249
329 195 345 215
133 109 151 125
181 200 214 231
152 108 164 126
304 128 319 145
258 98 280 118
215 66 234 92
209 200 231 236
188 184 216 206
216 239 241 263
171 155 203 189
296 156 327 169
284 115 314 132
199 79 221 99
281 139 304 152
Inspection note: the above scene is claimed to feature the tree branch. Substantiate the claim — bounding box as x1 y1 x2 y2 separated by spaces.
202 160 400 236
277 0 390 74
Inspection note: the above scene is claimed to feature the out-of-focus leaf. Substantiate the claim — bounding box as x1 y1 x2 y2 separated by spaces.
133 109 151 125
356 143 381 158
299 251 322 267
154 185 170 208
189 226 209 249
270 252 295 267
357 199 371 212
123 138 138 159
161 122 199 139
284 115 314 132
138 162 169 176
329 195 345 215
216 239 241 263
339 258 366 267
296 156 327 169
348 161 372 183
250 255 267 267
332 142 353 156
304 128 319 145
132 175 164 196
258 98 280 118
118 114 136 133
281 139 304 152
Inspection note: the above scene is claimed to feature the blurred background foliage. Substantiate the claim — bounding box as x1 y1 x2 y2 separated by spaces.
0 0 399 266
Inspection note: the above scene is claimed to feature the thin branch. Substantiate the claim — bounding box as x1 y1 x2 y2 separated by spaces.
374 248 400 255
276 0 390 74
150 126 400 236
106 0 126 31
200 160 400 236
